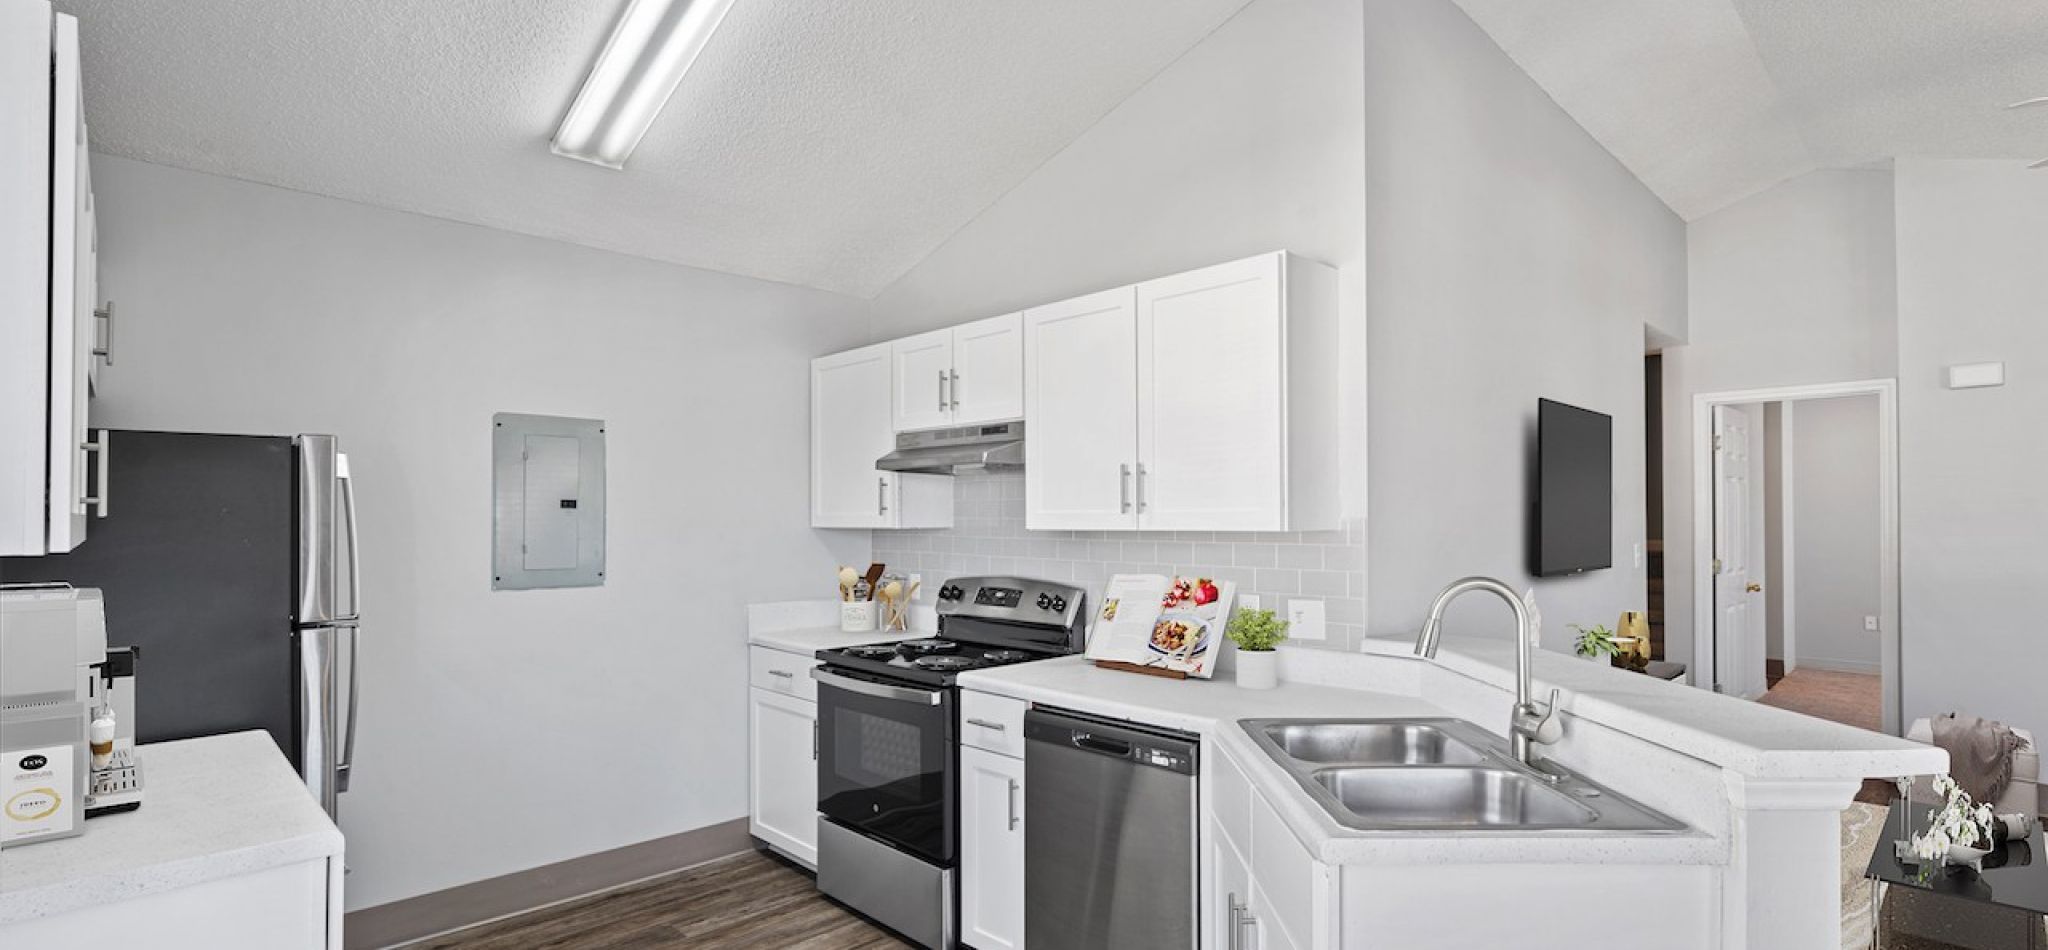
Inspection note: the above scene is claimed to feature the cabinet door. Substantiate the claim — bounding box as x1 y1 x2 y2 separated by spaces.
749 687 820 867
961 746 1025 950
950 313 1023 426
1137 253 1286 531
891 327 955 432
1211 821 1253 950
1023 287 1138 530
0 2 52 557
812 343 896 528
46 14 88 552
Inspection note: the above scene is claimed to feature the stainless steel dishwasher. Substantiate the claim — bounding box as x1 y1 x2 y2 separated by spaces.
1025 706 1200 950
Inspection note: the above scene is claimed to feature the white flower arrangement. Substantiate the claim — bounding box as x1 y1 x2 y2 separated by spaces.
1907 774 1996 864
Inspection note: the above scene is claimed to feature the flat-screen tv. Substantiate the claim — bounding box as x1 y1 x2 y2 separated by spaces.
1533 399 1611 577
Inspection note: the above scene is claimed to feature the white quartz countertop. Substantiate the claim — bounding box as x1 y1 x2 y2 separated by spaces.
958 655 1722 866
746 599 926 655
0 730 343 925
1359 636 1948 781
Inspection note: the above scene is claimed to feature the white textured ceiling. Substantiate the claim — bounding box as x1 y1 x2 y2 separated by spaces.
1453 0 2048 219
58 0 1253 296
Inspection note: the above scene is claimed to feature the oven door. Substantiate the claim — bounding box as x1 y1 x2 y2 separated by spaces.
812 666 956 866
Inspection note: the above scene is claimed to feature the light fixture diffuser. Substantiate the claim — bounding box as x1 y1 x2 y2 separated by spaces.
552 0 739 169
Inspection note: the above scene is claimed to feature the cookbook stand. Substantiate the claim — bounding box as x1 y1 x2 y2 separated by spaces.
1092 659 1189 680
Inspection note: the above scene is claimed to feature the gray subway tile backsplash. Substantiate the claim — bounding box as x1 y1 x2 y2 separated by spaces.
871 472 1366 652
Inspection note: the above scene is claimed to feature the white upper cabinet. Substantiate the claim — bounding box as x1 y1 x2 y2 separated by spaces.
1023 288 1139 531
3 5 102 557
1024 252 1338 533
891 327 955 433
812 343 953 530
949 313 1024 426
890 313 1023 432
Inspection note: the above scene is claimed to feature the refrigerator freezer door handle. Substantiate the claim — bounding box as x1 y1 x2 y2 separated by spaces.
338 453 361 619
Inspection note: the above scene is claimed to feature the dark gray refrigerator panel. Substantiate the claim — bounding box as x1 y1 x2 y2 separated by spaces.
0 431 299 761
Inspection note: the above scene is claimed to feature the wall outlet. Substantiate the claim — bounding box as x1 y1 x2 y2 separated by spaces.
1287 599 1326 641
1864 615 1879 632
1239 594 1262 612
909 574 923 601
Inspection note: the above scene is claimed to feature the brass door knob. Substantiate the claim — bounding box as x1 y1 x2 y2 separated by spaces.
1746 583 1763 593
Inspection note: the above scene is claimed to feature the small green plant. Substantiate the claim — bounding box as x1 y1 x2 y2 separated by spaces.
1227 608 1290 652
1571 623 1618 659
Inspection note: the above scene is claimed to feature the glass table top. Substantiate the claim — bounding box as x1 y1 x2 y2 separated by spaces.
1866 801 2048 917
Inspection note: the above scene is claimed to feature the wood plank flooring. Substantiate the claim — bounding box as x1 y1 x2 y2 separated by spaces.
412 850 912 949
1759 668 1882 732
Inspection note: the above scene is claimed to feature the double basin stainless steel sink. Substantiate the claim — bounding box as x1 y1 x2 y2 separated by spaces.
1240 718 1687 834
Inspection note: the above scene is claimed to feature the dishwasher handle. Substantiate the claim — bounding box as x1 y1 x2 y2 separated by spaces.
1024 707 1199 775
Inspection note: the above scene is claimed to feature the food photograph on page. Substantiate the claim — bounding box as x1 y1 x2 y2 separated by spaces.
1086 573 1237 678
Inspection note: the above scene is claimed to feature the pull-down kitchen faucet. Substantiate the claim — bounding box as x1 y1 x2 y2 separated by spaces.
1414 577 1563 767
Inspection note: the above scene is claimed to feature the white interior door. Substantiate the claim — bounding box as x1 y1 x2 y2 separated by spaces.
1713 405 1767 698
1135 254 1285 530
1023 287 1138 530
891 328 954 432
950 313 1023 426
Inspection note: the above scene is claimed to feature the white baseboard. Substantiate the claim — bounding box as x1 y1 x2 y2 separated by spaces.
1791 656 1881 676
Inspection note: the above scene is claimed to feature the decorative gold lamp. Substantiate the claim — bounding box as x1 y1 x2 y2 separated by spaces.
1614 611 1651 672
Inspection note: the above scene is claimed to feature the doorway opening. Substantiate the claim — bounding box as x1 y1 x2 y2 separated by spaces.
1690 380 1899 735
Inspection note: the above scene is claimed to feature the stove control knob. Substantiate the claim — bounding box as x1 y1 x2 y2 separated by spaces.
1035 593 1053 610
1050 596 1068 613
941 585 962 601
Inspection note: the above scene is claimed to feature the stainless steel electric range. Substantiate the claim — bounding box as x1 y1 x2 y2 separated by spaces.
810 575 1087 949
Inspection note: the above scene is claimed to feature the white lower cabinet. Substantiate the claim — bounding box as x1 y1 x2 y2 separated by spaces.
1208 743 1332 950
748 682 819 868
961 744 1026 950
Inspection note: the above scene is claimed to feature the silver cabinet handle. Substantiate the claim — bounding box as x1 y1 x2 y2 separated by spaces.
938 370 948 413
80 430 109 517
812 719 820 761
1006 778 1020 830
1136 462 1148 513
949 370 960 410
92 301 112 364
1119 463 1132 514
877 476 889 515
965 717 1006 732
768 669 794 679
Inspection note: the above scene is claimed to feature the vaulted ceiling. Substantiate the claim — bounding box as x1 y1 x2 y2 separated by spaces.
58 0 1253 297
1453 0 2048 219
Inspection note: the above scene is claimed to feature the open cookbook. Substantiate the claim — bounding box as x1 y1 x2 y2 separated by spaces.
1085 574 1237 678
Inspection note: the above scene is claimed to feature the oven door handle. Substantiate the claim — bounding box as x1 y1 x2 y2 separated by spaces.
810 667 945 706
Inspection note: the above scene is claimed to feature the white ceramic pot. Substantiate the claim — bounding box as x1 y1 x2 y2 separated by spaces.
1236 649 1279 690
839 600 878 633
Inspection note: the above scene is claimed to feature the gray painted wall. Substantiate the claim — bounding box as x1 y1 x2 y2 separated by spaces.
1664 168 1897 674
1361 0 1684 645
1896 160 2048 759
1788 395 1882 674
86 157 873 909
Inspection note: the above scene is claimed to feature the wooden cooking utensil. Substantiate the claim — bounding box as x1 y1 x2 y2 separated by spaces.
861 564 886 601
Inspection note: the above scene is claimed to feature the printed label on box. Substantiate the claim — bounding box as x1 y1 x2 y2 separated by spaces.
4 745 75 841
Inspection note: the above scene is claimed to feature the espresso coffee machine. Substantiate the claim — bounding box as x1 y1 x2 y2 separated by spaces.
0 585 142 848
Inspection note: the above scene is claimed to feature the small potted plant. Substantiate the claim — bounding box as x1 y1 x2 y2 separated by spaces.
1227 607 1290 690
1571 623 1619 662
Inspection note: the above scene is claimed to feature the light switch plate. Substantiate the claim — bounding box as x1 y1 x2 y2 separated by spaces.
1864 615 1879 632
1948 362 2005 390
1287 599 1326 641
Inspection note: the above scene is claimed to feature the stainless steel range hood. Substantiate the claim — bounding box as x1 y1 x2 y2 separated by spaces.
877 421 1025 475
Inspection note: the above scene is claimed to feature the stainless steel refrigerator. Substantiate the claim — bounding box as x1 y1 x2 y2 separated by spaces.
0 430 362 817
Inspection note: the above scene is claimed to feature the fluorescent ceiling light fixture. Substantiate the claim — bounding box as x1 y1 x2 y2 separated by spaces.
552 0 739 169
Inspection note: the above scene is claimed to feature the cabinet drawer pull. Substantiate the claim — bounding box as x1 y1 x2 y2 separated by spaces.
768 669 795 679
965 717 1006 732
